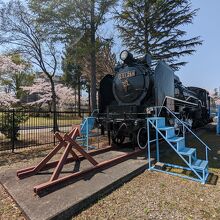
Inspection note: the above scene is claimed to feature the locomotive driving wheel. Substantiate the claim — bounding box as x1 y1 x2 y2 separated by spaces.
137 127 148 149
112 129 125 145
112 135 125 145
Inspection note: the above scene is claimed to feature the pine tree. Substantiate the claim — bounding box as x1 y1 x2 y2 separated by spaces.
115 0 202 70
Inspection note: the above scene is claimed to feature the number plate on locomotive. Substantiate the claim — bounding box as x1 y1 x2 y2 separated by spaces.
118 71 136 80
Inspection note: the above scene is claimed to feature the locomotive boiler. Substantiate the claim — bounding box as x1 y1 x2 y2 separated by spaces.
98 50 213 149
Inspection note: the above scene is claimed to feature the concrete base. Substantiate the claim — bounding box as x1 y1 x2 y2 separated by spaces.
0 149 151 220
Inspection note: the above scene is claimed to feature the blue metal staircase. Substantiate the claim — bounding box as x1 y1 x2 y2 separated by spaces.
147 107 211 184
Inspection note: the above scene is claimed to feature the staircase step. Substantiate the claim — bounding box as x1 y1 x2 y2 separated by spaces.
167 136 184 143
192 159 208 171
158 126 173 131
178 147 196 156
148 117 162 119
158 126 175 138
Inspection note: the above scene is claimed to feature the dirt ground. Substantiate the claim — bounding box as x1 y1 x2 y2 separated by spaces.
1 128 220 220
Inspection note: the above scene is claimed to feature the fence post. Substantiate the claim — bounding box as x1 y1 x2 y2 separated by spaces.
12 109 15 152
53 111 56 145
217 105 220 135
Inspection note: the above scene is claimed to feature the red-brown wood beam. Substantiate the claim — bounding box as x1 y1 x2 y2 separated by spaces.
55 132 79 160
17 140 66 179
50 143 73 181
17 146 113 175
17 128 79 179
64 134 98 166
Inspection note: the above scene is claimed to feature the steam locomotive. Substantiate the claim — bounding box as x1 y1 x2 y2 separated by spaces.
97 50 214 149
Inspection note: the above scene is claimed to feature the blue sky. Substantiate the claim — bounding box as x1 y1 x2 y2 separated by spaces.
176 0 220 91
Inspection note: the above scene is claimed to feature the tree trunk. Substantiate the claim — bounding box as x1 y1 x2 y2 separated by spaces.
144 0 149 54
49 77 59 132
90 0 97 111
74 87 77 116
88 85 91 113
77 74 81 117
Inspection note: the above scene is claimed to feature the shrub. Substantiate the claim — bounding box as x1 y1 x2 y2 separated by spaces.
0 110 29 141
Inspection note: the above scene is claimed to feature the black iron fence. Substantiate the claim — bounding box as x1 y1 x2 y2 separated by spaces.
0 109 89 152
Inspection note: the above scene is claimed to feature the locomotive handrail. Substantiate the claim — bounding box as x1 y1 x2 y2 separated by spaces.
162 96 198 107
148 105 211 153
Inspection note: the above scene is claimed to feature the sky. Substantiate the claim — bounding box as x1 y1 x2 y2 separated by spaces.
172 0 220 91
104 1 220 92
1 0 219 92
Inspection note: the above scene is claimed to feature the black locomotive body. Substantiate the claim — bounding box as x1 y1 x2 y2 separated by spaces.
98 50 213 149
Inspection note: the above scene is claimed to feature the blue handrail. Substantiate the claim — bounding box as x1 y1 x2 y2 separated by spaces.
147 106 211 161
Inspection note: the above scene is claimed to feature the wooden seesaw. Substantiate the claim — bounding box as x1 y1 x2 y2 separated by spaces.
17 126 143 195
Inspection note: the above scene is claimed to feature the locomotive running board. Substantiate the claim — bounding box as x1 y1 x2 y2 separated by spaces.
17 127 143 195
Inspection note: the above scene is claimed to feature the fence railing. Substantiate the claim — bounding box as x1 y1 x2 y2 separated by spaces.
0 109 89 152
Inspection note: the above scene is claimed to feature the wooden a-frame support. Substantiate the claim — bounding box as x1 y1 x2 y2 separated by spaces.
17 127 143 194
17 127 98 182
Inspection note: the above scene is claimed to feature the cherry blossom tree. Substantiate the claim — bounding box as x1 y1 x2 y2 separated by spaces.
0 1 59 130
22 77 87 111
0 92 18 107
0 55 24 108
0 55 23 73
210 88 220 106
0 55 24 78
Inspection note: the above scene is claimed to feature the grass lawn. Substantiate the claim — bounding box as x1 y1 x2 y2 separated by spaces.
21 117 82 127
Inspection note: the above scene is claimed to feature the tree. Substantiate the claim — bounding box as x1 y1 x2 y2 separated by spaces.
22 76 80 111
29 0 117 111
0 54 26 142
0 55 24 78
0 92 18 108
115 0 202 70
61 40 85 116
0 0 60 130
81 38 116 88
210 88 220 106
0 54 24 108
1 53 34 100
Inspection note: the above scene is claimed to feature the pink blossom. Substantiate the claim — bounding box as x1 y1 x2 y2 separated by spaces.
0 55 25 75
22 77 87 109
0 92 18 107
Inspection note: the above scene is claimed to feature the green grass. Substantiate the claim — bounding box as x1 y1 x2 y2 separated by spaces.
21 117 82 127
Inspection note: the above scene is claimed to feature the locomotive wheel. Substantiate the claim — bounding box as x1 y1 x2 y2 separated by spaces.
112 135 125 145
137 127 148 149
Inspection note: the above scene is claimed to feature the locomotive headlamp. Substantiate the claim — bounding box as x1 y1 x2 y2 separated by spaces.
120 50 129 61
120 50 134 64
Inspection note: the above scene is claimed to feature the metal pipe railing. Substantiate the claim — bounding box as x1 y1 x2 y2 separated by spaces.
147 105 211 161
147 119 203 181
